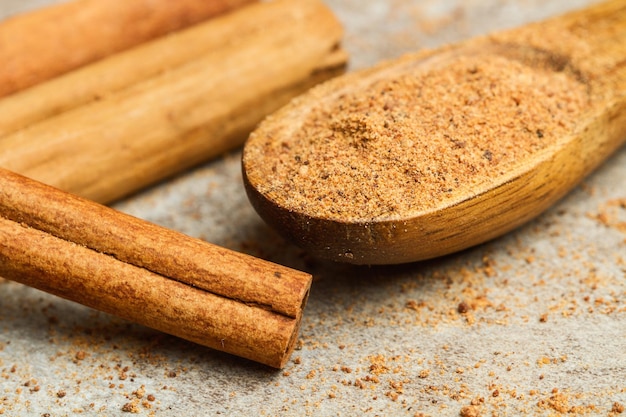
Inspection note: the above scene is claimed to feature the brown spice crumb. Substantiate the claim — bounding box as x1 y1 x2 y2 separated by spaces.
613 402 625 414
121 400 140 413
459 404 481 417
364 375 380 384
537 357 551 366
385 390 400 401
406 300 425 311
133 385 146 399
457 301 470 314
56 390 66 398
470 397 484 406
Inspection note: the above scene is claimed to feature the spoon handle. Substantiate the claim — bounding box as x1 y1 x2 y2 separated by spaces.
445 0 626 260
495 1 626 92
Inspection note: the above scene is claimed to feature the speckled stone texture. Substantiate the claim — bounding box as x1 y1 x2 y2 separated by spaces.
1 0 624 416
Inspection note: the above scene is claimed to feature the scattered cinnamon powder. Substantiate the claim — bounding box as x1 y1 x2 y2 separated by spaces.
588 198 626 234
247 52 589 222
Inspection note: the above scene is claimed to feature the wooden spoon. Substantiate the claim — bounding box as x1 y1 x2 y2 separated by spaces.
243 1 626 265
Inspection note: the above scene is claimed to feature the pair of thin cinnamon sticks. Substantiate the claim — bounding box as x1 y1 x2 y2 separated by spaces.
0 0 347 367
0 168 311 368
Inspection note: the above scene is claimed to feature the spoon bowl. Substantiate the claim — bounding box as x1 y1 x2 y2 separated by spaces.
243 1 626 265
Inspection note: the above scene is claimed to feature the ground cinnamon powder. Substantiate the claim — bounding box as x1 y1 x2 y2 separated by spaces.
246 52 589 222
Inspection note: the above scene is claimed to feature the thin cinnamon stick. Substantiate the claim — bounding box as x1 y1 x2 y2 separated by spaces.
0 0 346 204
0 0 257 98
0 0 263 137
0 167 312 368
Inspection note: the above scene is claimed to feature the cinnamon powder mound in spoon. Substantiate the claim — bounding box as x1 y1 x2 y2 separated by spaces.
246 53 589 222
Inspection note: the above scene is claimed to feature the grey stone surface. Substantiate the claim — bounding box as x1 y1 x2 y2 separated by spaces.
1 0 624 416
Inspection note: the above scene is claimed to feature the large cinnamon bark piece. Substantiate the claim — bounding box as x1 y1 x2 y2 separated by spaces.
0 0 347 203
0 0 257 97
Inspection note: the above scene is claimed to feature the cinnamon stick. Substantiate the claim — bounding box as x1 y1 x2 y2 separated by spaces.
0 0 346 204
0 0 262 137
0 0 257 98
0 167 312 368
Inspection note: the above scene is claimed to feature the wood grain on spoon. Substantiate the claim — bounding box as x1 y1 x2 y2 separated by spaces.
242 0 626 265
